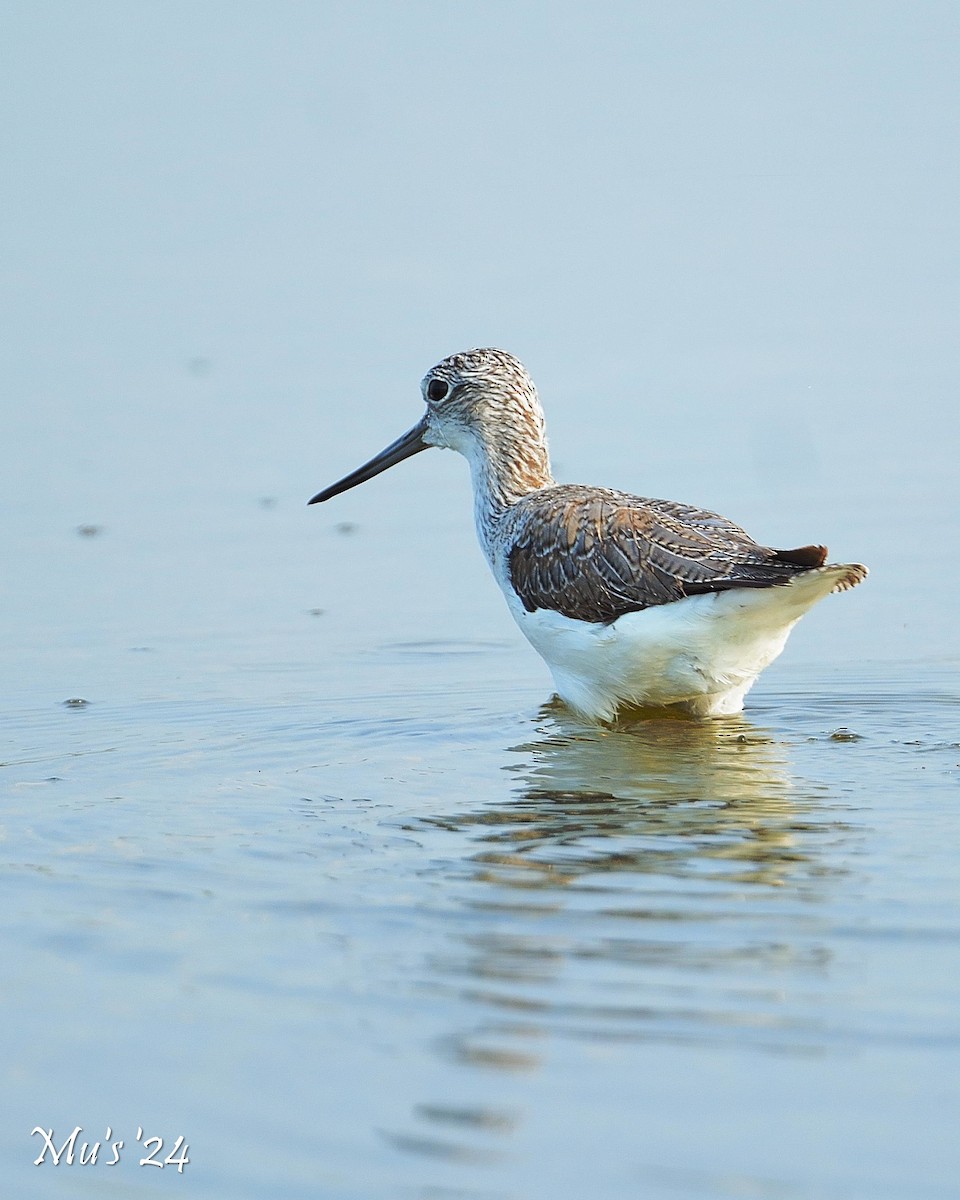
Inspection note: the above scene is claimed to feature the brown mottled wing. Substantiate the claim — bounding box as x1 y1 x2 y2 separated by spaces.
507 485 827 624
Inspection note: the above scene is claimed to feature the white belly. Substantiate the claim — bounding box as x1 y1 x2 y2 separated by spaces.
504 566 854 721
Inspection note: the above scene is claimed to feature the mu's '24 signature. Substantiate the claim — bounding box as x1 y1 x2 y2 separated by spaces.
31 1126 189 1172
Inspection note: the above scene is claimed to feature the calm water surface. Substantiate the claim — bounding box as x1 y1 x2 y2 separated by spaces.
3 468 959 1198
3 333 959 1199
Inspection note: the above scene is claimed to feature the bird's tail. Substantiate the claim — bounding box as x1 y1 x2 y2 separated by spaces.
823 562 869 592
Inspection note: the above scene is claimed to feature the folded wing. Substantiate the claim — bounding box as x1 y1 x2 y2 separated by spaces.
506 485 829 624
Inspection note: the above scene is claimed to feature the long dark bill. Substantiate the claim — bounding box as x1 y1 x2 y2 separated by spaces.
308 416 430 505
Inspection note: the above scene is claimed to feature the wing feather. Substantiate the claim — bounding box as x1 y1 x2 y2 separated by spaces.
506 485 828 624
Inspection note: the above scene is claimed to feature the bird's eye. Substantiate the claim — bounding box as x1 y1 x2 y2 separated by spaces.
427 378 450 402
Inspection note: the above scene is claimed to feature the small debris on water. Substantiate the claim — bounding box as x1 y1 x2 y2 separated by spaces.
829 727 863 742
62 698 90 708
76 524 103 537
732 731 775 746
308 608 325 617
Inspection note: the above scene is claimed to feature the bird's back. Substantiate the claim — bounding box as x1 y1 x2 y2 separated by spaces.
499 483 864 626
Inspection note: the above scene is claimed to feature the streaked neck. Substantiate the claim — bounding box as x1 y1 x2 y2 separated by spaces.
463 422 554 557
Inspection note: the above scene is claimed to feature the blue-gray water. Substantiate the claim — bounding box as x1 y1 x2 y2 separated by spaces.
2 3 959 1197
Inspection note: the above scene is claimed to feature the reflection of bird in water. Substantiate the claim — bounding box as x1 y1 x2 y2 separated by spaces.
414 711 844 1078
465 706 808 893
412 705 849 1075
311 348 866 720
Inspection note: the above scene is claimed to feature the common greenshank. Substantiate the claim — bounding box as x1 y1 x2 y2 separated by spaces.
310 348 867 720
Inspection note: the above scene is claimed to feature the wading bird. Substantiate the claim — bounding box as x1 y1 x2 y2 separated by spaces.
310 349 866 720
